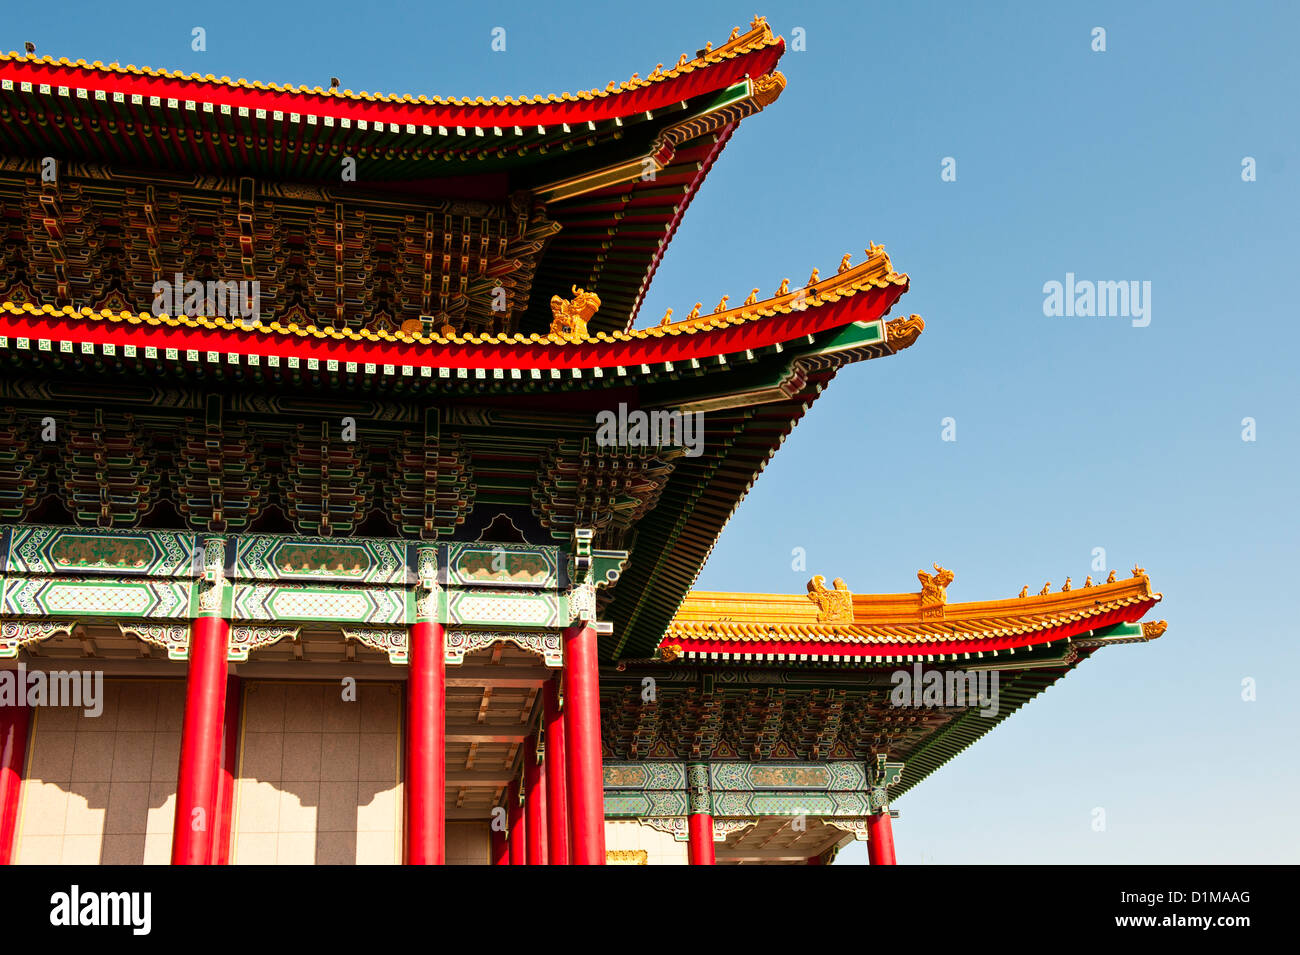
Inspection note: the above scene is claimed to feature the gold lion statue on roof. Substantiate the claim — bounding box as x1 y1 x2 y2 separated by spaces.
550 286 601 342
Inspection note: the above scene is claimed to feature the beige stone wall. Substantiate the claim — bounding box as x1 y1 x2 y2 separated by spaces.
231 680 403 865
15 678 186 865
13 676 499 865
446 821 490 865
604 819 689 865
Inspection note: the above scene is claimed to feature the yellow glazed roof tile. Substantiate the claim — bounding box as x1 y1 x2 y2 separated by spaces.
667 569 1163 647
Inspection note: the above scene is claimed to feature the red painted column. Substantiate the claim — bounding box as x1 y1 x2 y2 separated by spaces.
0 701 30 865
405 620 446 865
524 734 547 865
562 623 605 864
867 812 897 865
686 762 715 865
687 812 716 865
490 816 510 865
211 675 242 865
543 678 569 865
507 777 527 865
171 615 231 865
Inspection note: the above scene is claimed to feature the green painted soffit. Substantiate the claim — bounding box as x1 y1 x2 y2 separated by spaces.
891 663 1079 802
510 81 753 186
605 329 894 658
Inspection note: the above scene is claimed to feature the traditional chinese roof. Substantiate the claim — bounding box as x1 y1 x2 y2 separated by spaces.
0 18 787 334
602 570 1166 798
0 18 928 662
0 249 921 661
661 569 1165 662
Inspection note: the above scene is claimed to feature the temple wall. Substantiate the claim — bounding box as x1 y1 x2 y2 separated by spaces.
14 678 185 864
604 819 689 865
231 680 404 865
9 674 544 865
447 822 491 864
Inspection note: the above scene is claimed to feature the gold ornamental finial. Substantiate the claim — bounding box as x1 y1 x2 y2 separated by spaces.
1018 586 1028 598
1131 565 1147 578
750 71 787 108
650 63 663 78
1106 570 1117 583
658 307 673 327
729 26 741 41
687 302 703 320
713 295 729 314
1039 582 1051 596
807 575 853 623
1141 620 1169 640
677 53 688 67
658 643 684 662
807 267 820 287
744 288 760 306
838 253 853 273
1084 575 1094 588
777 278 790 296
918 563 954 619
885 314 925 351
549 285 601 342
1062 577 1072 592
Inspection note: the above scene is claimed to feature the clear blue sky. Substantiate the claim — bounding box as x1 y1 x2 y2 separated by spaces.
10 0 1297 863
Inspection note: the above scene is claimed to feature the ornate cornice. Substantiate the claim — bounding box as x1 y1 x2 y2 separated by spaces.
444 629 563 667
1 619 77 658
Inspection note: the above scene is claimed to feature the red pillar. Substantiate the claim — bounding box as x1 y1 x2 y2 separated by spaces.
507 777 527 865
543 678 569 865
490 816 510 865
171 615 230 864
562 623 605 864
211 675 242 865
524 734 547 865
0 701 30 865
867 812 897 865
687 812 716 865
405 621 445 865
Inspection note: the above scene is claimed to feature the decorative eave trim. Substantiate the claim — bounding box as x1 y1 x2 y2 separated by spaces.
0 20 782 126
0 253 909 377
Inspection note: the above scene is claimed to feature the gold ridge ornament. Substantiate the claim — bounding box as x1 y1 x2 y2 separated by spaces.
807 575 853 623
549 286 601 342
917 563 954 619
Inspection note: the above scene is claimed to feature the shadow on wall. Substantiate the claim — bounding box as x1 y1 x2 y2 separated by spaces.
231 681 404 865
16 678 186 864
16 676 489 864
